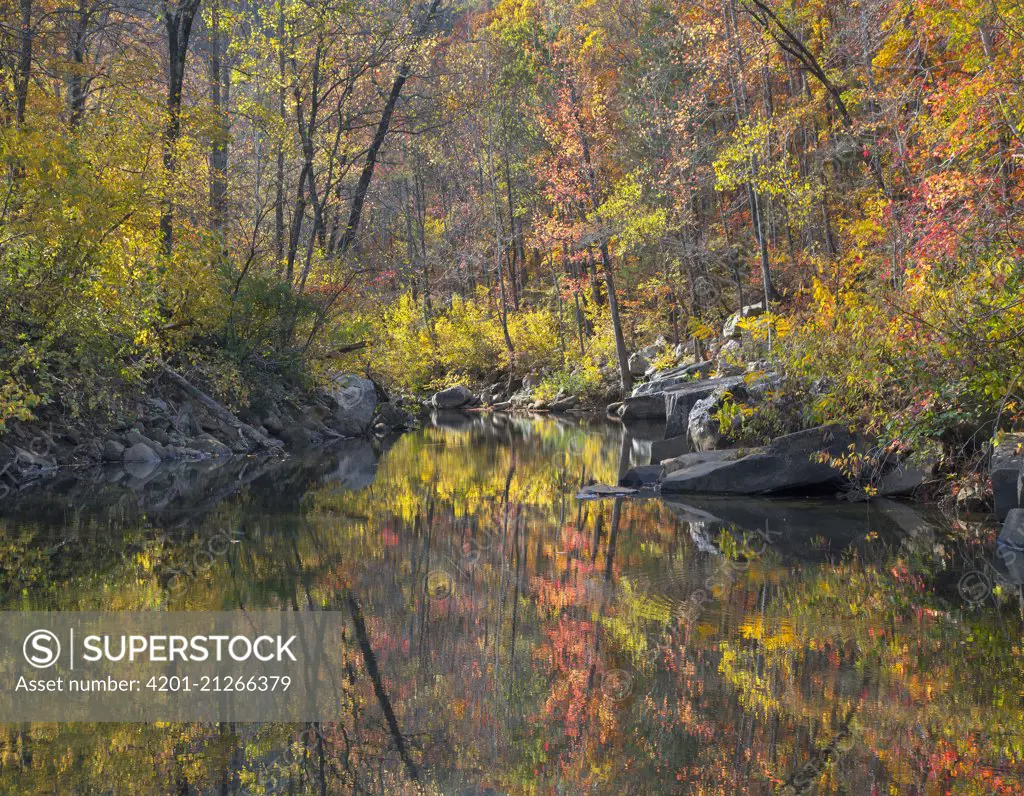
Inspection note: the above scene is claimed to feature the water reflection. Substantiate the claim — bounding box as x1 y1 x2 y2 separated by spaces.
0 414 1021 793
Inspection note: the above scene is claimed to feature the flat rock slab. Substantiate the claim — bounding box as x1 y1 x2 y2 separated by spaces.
632 361 714 397
660 424 854 495
991 433 1024 520
662 448 752 475
576 483 638 500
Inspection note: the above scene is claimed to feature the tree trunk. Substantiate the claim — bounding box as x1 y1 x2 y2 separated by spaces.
160 0 203 258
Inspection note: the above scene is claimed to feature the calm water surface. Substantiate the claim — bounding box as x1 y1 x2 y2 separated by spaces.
0 414 1021 794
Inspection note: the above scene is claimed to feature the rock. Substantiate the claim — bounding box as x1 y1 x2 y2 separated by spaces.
631 360 713 397
330 374 379 436
722 302 765 339
261 413 285 436
619 465 664 488
687 383 750 452
661 424 856 495
650 434 690 464
122 442 162 464
994 509 1024 586
875 464 928 497
664 375 747 438
102 439 126 462
576 483 638 500
549 396 577 412
432 384 474 410
191 435 233 457
375 401 414 431
617 394 667 423
628 352 649 377
662 448 749 475
125 430 167 459
639 339 665 359
688 394 722 452
991 433 1024 520
492 401 512 411
14 446 57 469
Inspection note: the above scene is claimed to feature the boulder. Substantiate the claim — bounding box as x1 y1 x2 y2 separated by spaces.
722 302 765 339
688 394 720 452
432 384 474 410
126 430 167 459
617 394 666 423
122 442 162 464
995 509 1024 586
628 352 649 377
619 465 664 488
549 396 578 412
687 383 750 452
664 375 747 438
661 424 856 495
991 433 1024 520
875 464 928 497
331 374 379 436
102 439 126 462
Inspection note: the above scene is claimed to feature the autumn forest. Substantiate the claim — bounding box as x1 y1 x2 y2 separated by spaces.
0 0 1022 459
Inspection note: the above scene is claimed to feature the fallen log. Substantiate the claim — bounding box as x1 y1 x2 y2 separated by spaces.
159 363 284 451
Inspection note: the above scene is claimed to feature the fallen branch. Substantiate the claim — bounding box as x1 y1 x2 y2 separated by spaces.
159 363 284 451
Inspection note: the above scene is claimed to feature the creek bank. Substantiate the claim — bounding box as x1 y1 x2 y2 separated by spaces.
602 312 1019 513
0 368 418 494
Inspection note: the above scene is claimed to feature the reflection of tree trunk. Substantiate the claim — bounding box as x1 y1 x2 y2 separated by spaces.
605 498 621 581
617 428 632 481
345 590 420 782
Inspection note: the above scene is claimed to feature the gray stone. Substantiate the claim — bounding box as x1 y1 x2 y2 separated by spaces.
661 424 855 495
631 360 713 397
576 483 638 500
662 448 750 475
991 433 1024 520
617 394 666 423
191 435 232 457
122 442 162 464
261 413 285 436
375 401 414 431
331 374 379 436
628 352 649 377
125 430 166 459
619 465 664 488
102 439 125 462
996 509 1024 585
549 396 578 412
432 384 474 410
876 465 928 497
723 302 765 339
664 375 747 438
650 434 689 464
